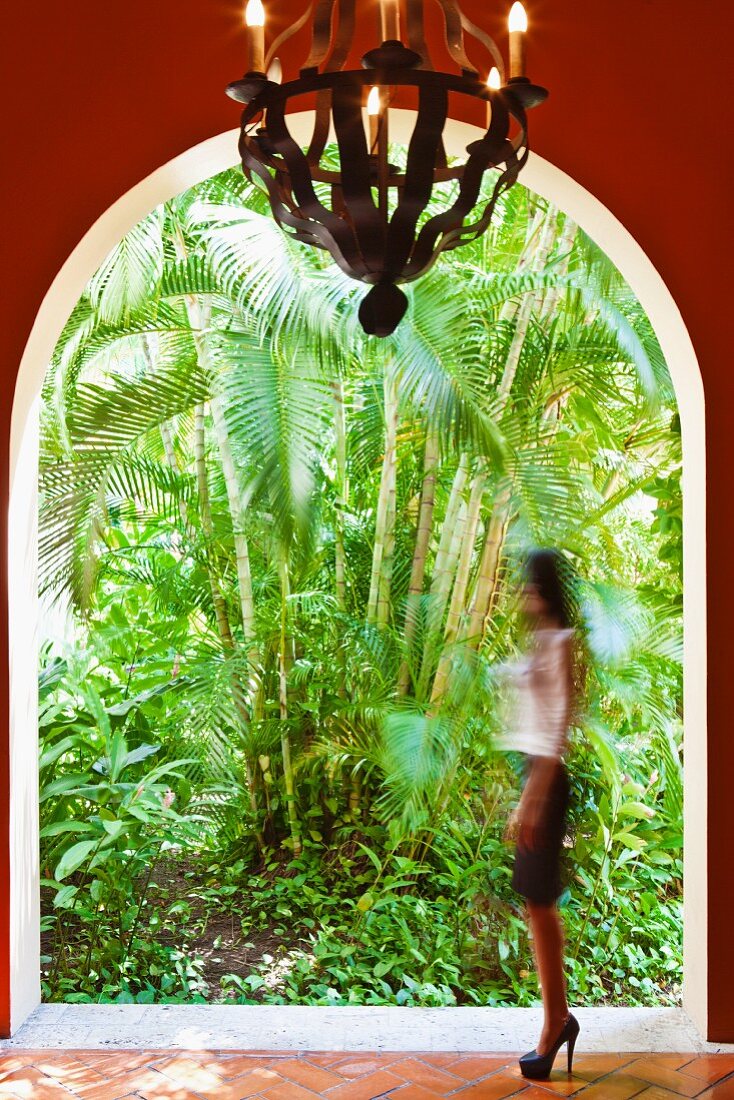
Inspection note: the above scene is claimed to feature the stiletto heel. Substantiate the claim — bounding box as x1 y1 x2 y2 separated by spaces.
567 1027 577 1073
519 1012 580 1080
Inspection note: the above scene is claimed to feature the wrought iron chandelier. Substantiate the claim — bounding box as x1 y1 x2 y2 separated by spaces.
226 0 547 336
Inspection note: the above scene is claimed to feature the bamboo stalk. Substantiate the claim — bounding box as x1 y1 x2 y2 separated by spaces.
463 209 564 649
172 221 266 846
367 371 399 625
210 394 257 651
377 376 399 627
194 402 265 851
332 379 349 613
194 403 235 649
398 427 439 695
277 553 302 855
465 479 512 647
417 462 468 698
430 470 486 704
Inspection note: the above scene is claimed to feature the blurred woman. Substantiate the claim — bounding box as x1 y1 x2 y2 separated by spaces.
498 549 580 1079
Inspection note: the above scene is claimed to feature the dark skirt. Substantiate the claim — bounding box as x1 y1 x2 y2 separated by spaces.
512 757 570 906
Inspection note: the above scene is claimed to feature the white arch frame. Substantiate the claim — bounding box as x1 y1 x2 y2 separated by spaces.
8 115 707 1036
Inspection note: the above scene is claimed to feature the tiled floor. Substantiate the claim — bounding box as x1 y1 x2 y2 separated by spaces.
2 1050 734 1100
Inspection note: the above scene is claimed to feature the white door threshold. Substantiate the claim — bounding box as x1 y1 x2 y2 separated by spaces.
1 1005 733 1054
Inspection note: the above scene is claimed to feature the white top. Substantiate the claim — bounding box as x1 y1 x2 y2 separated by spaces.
495 628 573 759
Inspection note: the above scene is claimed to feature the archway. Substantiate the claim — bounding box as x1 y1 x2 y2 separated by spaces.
8 115 706 1036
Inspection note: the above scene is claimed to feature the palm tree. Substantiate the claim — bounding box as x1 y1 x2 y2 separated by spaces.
40 164 679 861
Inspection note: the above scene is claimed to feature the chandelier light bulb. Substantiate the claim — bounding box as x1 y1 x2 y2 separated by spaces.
487 66 501 89
246 0 265 27
367 86 381 116
267 56 282 83
508 2 527 78
508 2 527 33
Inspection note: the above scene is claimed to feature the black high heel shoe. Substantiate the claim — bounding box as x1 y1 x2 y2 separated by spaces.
518 1012 580 1079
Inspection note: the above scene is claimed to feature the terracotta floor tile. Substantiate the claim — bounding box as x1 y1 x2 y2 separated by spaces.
305 1056 356 1069
25 1056 108 1091
387 1058 464 1094
571 1054 637 1078
634 1089 692 1100
0 1058 38 1081
417 1056 464 1069
324 1069 406 1100
0 1066 72 1096
2 1049 734 1100
119 1068 193 1096
447 1073 528 1099
682 1059 734 1085
156 1054 226 1093
504 1064 588 1096
277 1060 345 1092
443 1058 512 1081
77 1052 160 1077
389 1086 457 1100
137 1084 205 1100
330 1060 400 1080
62 1082 139 1100
699 1080 734 1100
215 1057 288 1079
565 1074 650 1100
0 1076 72 1099
624 1059 707 1097
652 1059 701 1073
521 1090 572 1100
198 1068 286 1100
262 1084 323 1100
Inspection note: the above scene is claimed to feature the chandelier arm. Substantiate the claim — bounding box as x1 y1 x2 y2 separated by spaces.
439 144 527 254
459 12 505 81
308 90 333 166
301 0 339 74
404 93 511 275
331 80 384 273
406 0 433 69
307 0 356 165
239 129 318 245
400 161 519 283
258 95 370 276
325 0 356 71
386 82 449 279
432 0 478 76
265 4 315 72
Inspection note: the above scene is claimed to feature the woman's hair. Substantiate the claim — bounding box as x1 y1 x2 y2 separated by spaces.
524 548 580 629
525 548 586 722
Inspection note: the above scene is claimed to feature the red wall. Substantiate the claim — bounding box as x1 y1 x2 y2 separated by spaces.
3 0 733 1037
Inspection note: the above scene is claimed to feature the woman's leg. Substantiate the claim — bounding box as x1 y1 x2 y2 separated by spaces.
526 900 569 1054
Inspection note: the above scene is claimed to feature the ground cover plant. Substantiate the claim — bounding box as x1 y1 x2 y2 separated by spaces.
39 163 683 1007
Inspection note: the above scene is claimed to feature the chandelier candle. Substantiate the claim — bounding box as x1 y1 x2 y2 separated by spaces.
486 66 501 127
367 86 381 154
509 2 527 78
227 0 548 336
380 0 401 43
245 0 265 73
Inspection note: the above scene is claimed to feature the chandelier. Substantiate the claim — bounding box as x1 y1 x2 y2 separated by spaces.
226 0 547 336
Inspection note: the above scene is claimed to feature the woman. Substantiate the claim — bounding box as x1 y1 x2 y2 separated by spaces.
497 548 580 1079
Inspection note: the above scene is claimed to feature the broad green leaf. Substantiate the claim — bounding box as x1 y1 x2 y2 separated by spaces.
54 840 99 881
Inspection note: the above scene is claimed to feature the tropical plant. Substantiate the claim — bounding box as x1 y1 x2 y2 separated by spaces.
38 159 683 1007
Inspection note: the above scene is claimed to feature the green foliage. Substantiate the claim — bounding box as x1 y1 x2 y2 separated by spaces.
38 164 683 1008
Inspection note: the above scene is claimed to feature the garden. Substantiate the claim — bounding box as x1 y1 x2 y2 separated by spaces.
38 164 683 1009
